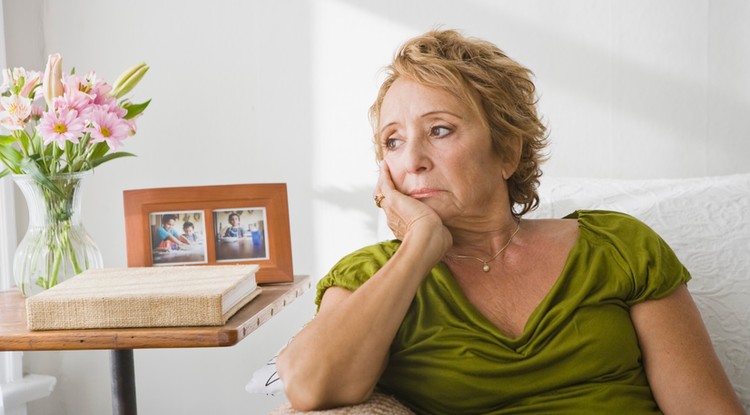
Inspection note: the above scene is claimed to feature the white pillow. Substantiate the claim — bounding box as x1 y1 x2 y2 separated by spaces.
246 343 288 395
529 173 750 409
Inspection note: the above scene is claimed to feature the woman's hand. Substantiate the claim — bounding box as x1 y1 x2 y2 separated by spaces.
375 160 452 259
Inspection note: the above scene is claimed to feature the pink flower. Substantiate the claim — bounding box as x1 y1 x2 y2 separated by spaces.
54 89 92 114
37 107 86 149
100 99 127 118
43 54 64 109
125 117 138 135
62 74 87 94
1 68 42 99
1 69 12 93
19 70 42 98
0 94 32 130
30 104 45 120
89 78 114 106
86 110 131 150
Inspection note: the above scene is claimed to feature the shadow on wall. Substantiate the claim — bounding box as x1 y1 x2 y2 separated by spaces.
349 0 749 147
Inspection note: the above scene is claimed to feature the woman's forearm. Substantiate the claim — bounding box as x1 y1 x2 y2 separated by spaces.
278 227 448 410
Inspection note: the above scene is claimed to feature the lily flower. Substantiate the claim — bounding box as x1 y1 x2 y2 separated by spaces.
111 62 149 99
19 71 42 98
43 54 64 109
0 94 32 130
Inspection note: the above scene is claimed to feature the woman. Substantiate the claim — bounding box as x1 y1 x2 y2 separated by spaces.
277 29 743 414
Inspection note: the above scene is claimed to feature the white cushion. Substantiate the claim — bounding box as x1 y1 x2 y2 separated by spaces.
245 347 284 395
529 173 750 408
253 174 750 410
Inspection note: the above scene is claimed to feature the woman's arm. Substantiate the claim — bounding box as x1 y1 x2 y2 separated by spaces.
277 162 452 411
277 220 449 411
630 284 745 414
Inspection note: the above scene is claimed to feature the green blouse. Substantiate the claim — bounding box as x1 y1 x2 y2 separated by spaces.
316 211 691 414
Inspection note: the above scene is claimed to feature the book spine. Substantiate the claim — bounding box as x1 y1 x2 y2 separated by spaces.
26 296 224 330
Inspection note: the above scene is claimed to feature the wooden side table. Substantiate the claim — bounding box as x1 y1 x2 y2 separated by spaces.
0 275 312 415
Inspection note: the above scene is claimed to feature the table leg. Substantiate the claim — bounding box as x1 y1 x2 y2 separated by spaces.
110 349 137 415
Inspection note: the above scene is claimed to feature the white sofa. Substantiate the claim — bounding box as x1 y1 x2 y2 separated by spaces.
262 173 750 413
528 173 750 410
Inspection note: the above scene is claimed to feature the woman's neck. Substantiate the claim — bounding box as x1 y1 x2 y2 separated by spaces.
446 213 520 258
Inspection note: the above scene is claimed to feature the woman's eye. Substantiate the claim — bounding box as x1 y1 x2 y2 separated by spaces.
384 137 402 150
430 126 451 138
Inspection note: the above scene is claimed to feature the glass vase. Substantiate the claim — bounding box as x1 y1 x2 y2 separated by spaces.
12 171 103 297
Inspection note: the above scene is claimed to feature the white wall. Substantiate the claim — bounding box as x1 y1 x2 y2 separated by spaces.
3 0 749 414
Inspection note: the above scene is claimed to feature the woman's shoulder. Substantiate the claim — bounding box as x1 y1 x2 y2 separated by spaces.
563 209 656 237
333 239 403 268
564 209 641 222
315 240 402 307
564 210 690 302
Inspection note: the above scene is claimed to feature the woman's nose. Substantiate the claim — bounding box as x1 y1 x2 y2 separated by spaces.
403 138 432 174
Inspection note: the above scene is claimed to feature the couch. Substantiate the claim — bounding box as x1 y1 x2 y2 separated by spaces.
258 173 750 413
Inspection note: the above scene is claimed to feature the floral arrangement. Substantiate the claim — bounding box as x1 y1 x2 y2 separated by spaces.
0 53 150 193
0 54 150 295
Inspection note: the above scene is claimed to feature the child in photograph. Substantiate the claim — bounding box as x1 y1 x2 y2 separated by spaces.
181 221 200 243
224 213 246 238
157 214 189 249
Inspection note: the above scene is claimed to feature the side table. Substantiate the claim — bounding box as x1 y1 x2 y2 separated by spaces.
0 275 311 415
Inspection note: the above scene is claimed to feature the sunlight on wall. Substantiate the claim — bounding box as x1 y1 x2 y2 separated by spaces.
309 0 415 278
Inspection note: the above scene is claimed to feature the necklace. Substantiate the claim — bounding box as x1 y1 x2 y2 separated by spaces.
448 219 521 272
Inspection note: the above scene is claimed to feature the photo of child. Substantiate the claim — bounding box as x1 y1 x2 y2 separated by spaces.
223 213 245 238
213 208 268 262
181 221 200 243
150 210 207 266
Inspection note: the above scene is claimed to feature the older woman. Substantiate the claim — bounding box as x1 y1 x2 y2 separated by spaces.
277 29 743 414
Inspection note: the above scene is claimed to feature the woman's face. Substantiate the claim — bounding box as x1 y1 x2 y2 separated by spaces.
378 78 511 223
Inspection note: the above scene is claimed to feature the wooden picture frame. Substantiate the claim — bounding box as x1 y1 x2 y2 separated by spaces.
123 183 293 283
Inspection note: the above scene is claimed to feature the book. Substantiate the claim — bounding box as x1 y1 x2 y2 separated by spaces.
26 265 261 330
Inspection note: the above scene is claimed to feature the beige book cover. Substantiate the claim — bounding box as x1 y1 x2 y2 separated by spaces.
26 265 260 330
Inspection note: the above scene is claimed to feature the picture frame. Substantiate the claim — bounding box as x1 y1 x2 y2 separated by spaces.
123 183 293 283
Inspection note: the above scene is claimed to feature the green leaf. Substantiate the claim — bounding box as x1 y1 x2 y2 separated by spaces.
0 135 16 145
17 130 32 151
0 168 10 179
123 99 151 120
0 144 23 170
90 151 136 168
19 158 64 197
88 141 111 161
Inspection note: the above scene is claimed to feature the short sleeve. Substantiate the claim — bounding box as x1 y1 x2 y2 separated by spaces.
315 241 401 310
570 210 692 305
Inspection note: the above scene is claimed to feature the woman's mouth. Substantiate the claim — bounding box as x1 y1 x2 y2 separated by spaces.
409 188 441 199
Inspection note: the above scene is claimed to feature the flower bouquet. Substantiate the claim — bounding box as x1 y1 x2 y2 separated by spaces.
0 54 150 295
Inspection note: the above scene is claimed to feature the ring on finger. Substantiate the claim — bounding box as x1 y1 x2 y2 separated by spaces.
374 194 385 208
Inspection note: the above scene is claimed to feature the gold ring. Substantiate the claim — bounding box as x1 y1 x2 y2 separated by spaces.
374 194 385 208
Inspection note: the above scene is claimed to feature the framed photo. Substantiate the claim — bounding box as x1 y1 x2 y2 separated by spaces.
150 210 208 266
123 183 293 283
213 208 269 262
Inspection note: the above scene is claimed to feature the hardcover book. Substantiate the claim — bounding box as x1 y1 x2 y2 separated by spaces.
26 265 260 330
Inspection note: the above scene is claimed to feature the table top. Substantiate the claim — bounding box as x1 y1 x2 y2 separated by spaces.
0 275 311 351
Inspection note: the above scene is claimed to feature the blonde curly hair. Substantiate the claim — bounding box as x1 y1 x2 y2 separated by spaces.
369 29 548 217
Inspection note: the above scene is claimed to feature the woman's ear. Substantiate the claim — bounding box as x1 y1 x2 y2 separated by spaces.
502 135 523 180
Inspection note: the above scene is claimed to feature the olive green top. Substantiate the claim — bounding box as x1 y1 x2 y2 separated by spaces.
316 211 691 414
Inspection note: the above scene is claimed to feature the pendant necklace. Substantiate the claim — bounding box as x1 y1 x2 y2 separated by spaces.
449 219 521 272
